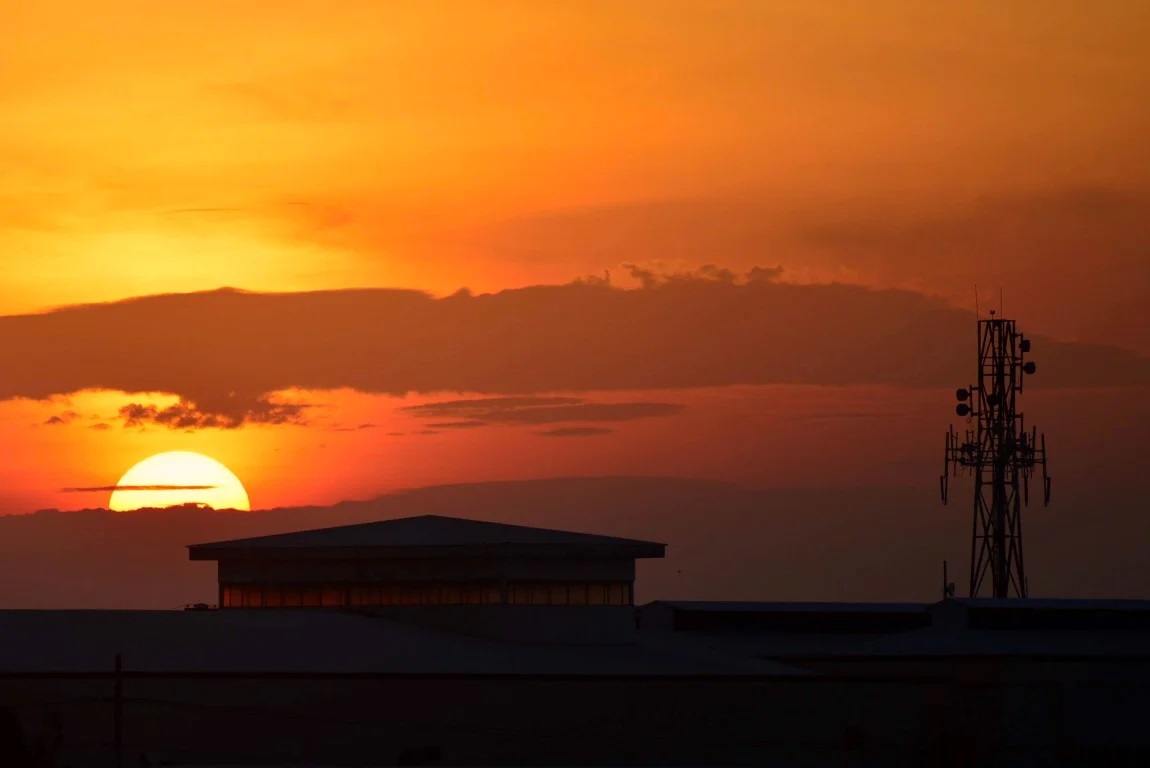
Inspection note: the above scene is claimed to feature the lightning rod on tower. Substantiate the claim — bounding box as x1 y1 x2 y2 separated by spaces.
940 309 1051 599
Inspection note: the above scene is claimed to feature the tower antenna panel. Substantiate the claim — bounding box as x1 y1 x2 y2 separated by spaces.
939 313 1050 598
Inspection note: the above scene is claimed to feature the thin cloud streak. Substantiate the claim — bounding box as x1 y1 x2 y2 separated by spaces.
404 396 685 426
538 427 614 437
61 485 219 493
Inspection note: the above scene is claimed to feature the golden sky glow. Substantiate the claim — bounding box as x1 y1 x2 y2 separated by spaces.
1 1 1148 520
4 1 1150 618
3 2 1147 315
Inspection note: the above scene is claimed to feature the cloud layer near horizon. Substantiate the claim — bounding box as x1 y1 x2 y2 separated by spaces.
2 272 1148 425
4 476 1149 608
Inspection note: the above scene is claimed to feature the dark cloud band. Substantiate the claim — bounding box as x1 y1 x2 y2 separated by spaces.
2 271 1147 419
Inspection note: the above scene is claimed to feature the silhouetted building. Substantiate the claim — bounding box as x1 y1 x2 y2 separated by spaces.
190 514 660 609
2 515 1150 766
189 515 664 643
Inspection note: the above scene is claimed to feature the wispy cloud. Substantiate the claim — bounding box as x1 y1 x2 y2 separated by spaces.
44 411 79 426
402 396 684 426
403 396 581 416
162 207 246 215
117 396 308 430
61 485 219 493
328 423 379 432
537 427 614 437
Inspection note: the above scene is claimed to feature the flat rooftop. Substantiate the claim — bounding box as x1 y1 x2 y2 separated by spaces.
654 601 928 613
0 609 798 678
640 599 1150 660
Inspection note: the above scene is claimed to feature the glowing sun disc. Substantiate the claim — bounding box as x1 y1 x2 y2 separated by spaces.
109 451 251 512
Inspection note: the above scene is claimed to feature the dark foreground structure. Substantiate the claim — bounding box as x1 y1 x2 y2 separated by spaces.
3 516 1149 766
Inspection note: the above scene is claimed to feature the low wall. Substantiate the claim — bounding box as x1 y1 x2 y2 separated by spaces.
362 604 637 644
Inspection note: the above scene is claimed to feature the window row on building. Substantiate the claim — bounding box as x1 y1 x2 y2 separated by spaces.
221 581 634 608
506 582 631 606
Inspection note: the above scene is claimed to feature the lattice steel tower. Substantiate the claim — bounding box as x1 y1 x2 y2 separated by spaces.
940 310 1051 598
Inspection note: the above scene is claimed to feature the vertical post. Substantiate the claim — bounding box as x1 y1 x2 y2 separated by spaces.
941 560 948 601
113 653 123 768
993 323 1008 598
1051 682 1064 760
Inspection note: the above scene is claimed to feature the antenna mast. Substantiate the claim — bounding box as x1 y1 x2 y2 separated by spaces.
940 310 1051 598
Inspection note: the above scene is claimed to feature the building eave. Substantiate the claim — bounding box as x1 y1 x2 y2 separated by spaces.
188 541 667 562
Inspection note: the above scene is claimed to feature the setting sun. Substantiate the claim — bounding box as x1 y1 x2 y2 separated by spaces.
108 451 251 512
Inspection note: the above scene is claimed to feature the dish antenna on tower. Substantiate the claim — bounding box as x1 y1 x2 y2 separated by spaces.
940 312 1051 598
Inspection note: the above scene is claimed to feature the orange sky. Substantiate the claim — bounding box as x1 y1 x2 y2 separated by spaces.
1 1 1149 518
5 2 1148 307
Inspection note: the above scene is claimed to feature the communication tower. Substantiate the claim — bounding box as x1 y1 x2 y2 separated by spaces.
940 310 1051 598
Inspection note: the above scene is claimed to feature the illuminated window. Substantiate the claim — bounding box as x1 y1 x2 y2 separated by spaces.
353 586 380 606
220 580 626 608
586 584 606 605
506 582 638 605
